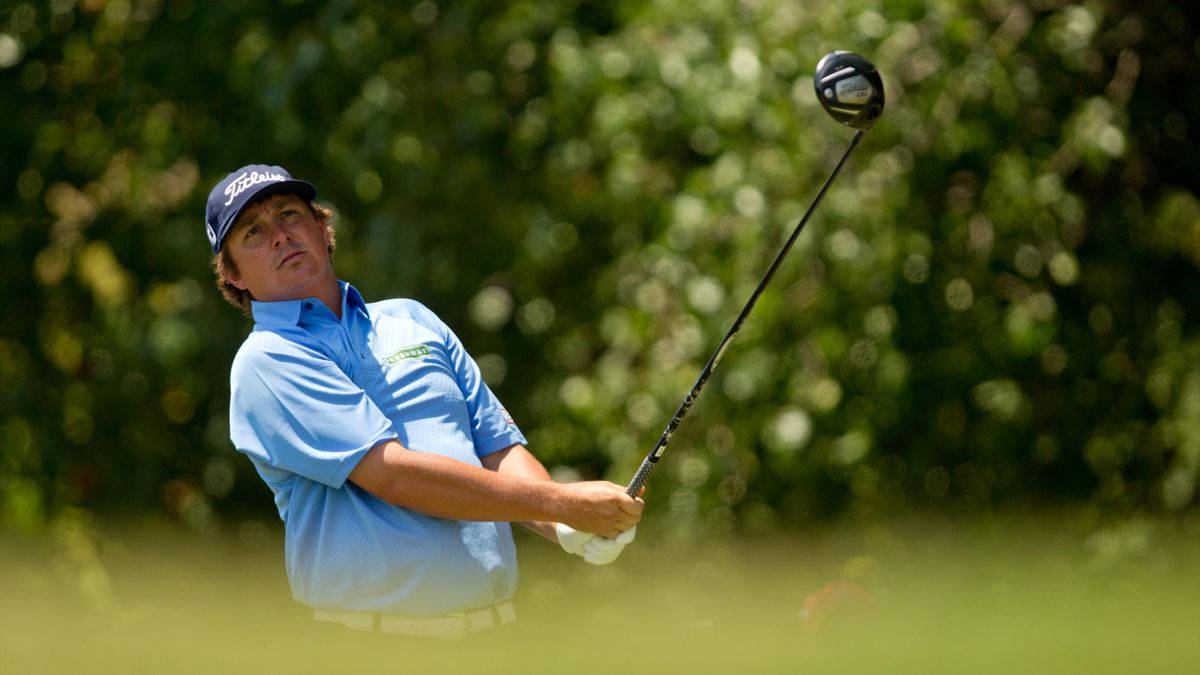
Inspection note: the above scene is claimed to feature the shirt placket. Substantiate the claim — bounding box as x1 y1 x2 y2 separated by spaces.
339 308 380 389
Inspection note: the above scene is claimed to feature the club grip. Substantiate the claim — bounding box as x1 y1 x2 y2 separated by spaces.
625 455 658 497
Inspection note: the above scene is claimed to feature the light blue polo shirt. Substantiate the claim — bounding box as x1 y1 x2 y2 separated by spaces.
228 281 527 616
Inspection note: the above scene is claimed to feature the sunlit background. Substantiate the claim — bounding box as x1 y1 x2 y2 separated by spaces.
2 1 1199 670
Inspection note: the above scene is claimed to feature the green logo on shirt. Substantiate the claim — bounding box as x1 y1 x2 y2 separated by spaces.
382 345 431 364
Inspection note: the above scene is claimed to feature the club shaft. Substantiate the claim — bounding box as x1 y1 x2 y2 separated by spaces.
625 129 865 497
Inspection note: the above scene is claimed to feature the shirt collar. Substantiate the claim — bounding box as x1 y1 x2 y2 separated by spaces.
340 280 368 317
249 280 367 326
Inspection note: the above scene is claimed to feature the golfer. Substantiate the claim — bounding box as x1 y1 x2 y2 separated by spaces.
205 165 643 638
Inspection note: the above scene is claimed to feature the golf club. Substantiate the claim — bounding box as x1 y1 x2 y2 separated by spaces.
624 51 885 498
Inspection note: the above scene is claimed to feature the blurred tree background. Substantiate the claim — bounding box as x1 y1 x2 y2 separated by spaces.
1 0 1198 537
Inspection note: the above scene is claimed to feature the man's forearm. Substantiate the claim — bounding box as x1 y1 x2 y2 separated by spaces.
481 444 559 542
348 439 641 537
349 440 569 524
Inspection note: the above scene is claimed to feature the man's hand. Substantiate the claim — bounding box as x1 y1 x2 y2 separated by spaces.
555 481 644 538
582 526 636 565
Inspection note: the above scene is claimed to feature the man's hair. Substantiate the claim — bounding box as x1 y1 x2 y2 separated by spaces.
212 198 337 317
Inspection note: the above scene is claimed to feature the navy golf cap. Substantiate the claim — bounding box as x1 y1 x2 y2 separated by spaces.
204 164 317 253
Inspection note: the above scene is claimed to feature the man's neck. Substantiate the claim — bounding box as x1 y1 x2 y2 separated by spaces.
310 277 343 320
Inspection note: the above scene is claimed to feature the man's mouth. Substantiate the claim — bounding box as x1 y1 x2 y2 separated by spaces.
278 250 305 268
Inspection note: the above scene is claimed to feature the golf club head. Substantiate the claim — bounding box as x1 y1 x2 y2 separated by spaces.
814 51 884 129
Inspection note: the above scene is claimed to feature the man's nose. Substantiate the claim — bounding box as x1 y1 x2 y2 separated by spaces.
268 222 291 247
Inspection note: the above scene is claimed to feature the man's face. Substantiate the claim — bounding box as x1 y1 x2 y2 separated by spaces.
221 193 335 303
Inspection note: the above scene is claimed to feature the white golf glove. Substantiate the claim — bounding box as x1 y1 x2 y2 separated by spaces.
581 526 636 565
555 523 595 556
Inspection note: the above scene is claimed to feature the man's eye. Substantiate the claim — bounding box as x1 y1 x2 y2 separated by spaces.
281 209 297 217
245 225 260 238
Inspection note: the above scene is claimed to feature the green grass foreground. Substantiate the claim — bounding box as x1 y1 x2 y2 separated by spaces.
3 510 1199 673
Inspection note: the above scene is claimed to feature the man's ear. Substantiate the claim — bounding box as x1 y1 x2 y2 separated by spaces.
221 259 248 291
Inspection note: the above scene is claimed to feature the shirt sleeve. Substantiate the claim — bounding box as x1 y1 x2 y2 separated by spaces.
229 334 397 488
405 301 528 457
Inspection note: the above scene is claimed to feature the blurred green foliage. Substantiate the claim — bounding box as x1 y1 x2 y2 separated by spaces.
1 0 1198 533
